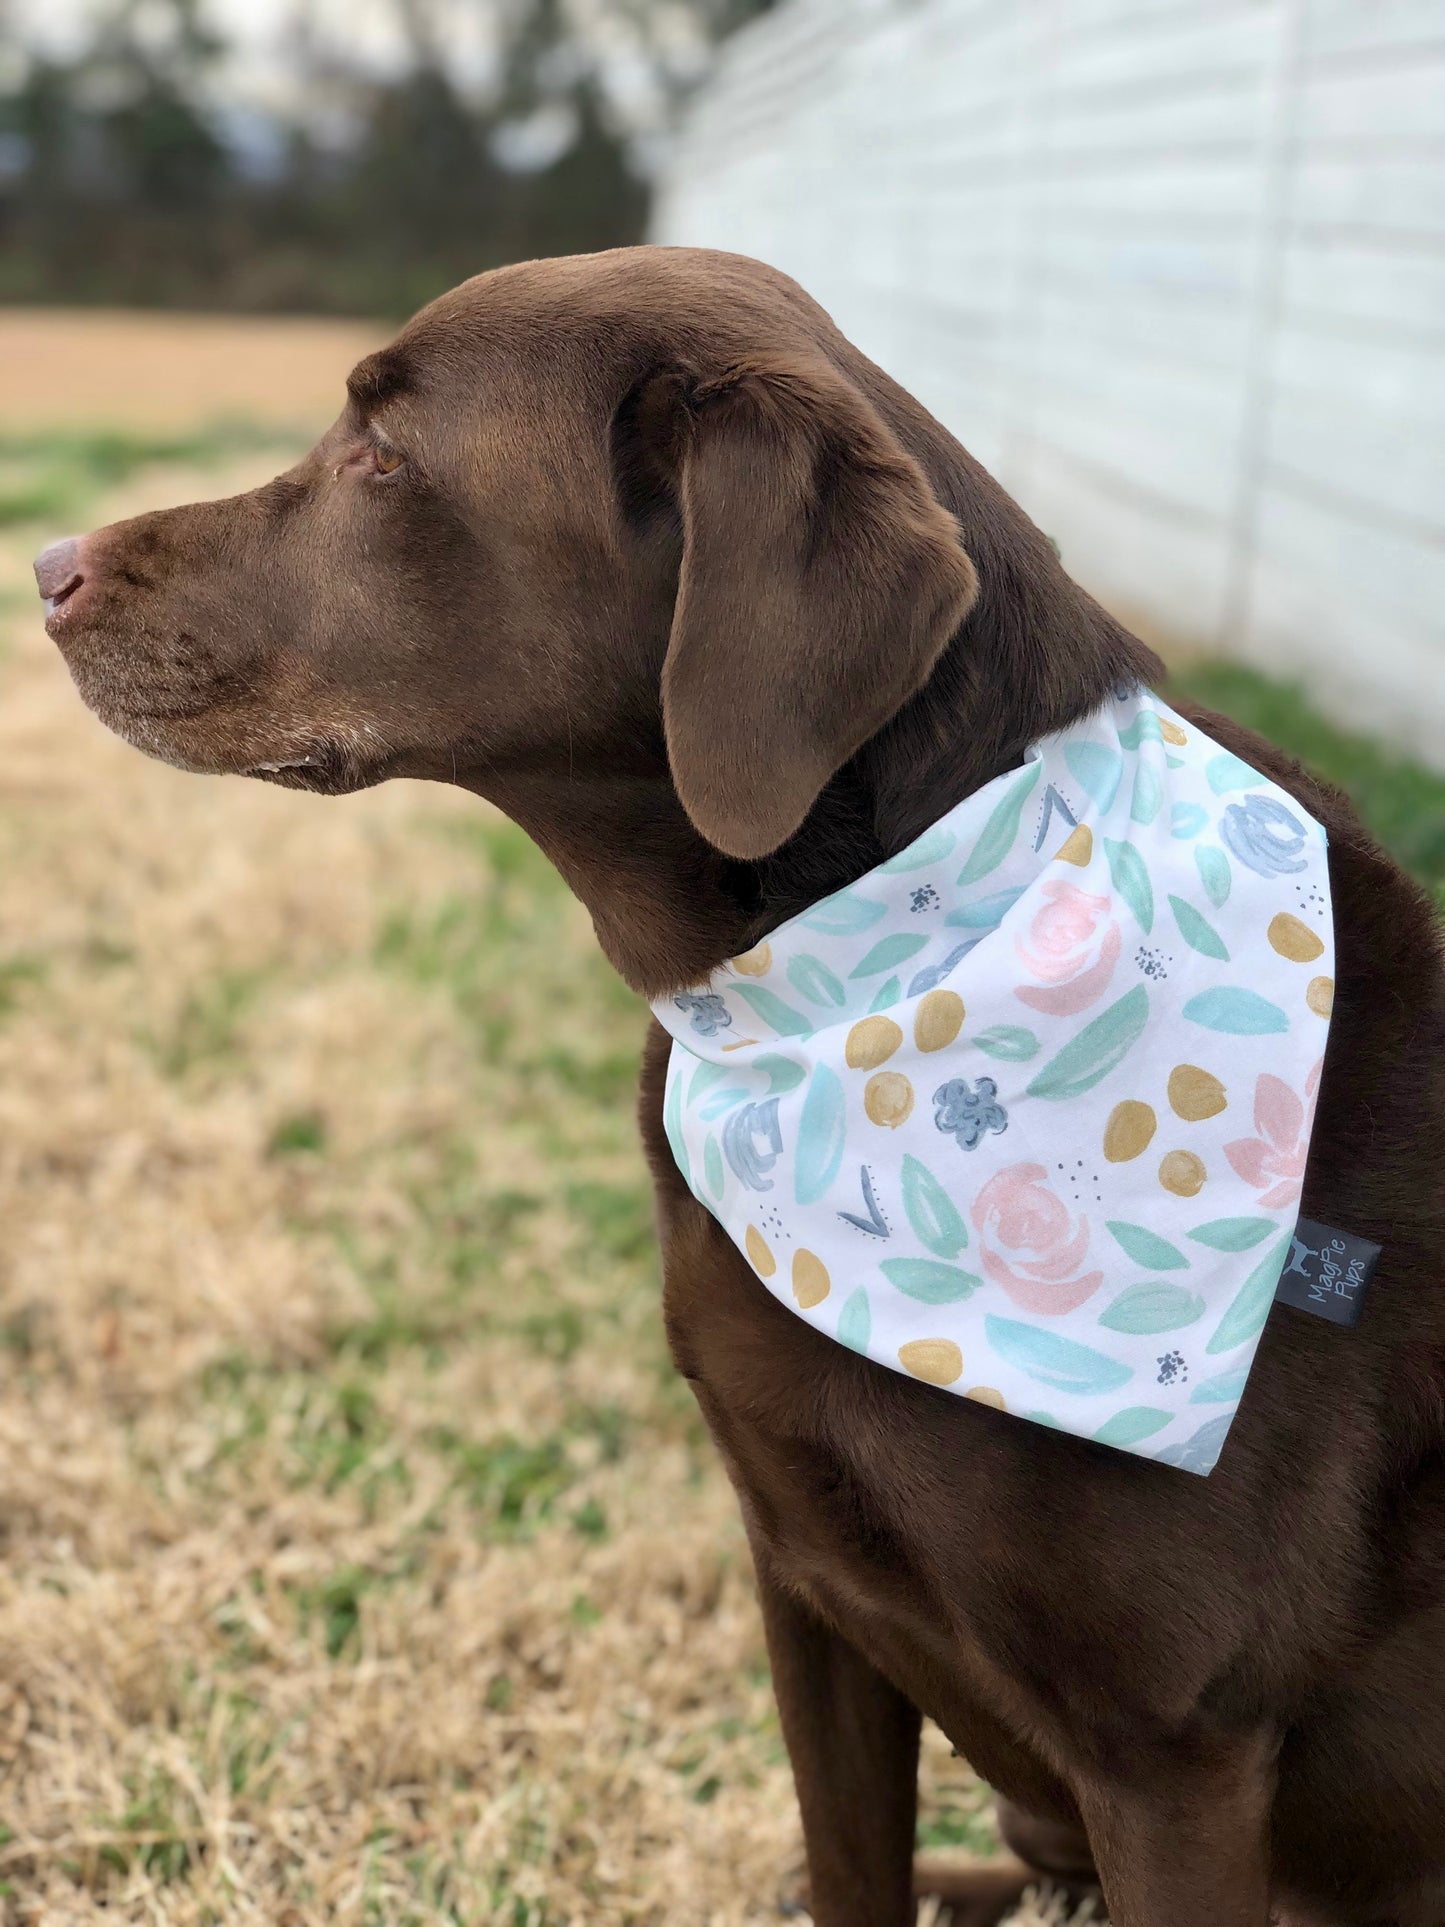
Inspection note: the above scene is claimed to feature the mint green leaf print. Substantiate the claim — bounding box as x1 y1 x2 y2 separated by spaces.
801 891 888 935
1191 1366 1252 1404
1099 1283 1205 1334
849 933 929 979
735 983 813 1037
1094 1406 1172 1448
1117 711 1165 750
663 1065 690 1189
1169 894 1230 961
1156 1413 1232 1473
1189 1217 1274 1252
1171 802 1208 839
880 825 957 872
786 953 847 1008
983 1316 1133 1395
1103 837 1154 933
795 1064 847 1205
698 1086 752 1121
703 1134 724 1200
753 1053 806 1096
1183 987 1288 1035
1206 1233 1293 1355
688 1059 733 1103
1206 751 1260 795
869 976 902 1012
1194 844 1231 907
1026 986 1149 1101
881 1258 981 1304
973 1025 1039 1061
945 887 1025 929
1130 761 1164 826
957 764 1041 885
837 1288 872 1354
1024 1409 1064 1429
1106 1221 1190 1270
901 1154 969 1259
1064 741 1123 811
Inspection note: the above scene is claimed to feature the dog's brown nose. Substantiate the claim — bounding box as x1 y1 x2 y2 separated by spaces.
34 536 86 610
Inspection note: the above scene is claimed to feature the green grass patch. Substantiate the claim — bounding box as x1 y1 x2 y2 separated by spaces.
1168 659 1445 900
139 966 268 1078
0 950 47 1017
97 1767 199 1885
0 423 302 528
267 1108 329 1156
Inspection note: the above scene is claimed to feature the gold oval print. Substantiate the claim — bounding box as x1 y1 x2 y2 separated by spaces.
1168 1064 1227 1122
732 942 772 977
865 1071 915 1129
1268 912 1324 964
744 1225 776 1278
1159 1149 1207 1198
1307 975 1334 1018
965 1385 1006 1410
791 1249 831 1309
1104 1099 1156 1163
914 989 965 1053
845 1015 903 1070
898 1338 964 1386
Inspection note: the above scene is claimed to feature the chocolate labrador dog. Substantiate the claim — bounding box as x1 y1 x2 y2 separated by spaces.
34 247 1445 1927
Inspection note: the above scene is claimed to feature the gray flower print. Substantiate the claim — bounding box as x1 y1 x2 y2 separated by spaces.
674 990 732 1037
722 1098 784 1192
933 1076 1009 1151
1220 795 1308 877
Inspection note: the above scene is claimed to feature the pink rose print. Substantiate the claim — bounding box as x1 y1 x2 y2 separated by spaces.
1013 881 1120 1016
972 1161 1103 1316
1224 1059 1323 1211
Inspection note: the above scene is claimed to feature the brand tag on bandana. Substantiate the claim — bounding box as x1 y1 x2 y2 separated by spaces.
1274 1217 1379 1327
652 687 1335 1477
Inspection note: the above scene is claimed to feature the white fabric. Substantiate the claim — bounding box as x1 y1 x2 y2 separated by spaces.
652 687 1335 1474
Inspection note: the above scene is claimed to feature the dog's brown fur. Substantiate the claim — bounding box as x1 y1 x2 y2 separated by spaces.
38 247 1445 1927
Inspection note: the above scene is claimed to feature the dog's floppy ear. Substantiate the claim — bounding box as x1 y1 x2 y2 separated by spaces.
653 355 978 860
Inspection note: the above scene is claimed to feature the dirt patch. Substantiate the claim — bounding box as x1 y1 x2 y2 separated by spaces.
0 309 386 434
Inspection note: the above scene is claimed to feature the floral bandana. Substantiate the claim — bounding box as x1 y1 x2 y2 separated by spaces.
652 686 1336 1475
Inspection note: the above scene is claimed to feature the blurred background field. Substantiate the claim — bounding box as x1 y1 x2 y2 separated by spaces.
1 1 1443 1923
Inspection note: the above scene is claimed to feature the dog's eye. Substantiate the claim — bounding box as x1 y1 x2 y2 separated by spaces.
372 446 405 476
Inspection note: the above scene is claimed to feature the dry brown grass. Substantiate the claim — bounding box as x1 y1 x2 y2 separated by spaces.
0 321 1095 1925
0 313 384 432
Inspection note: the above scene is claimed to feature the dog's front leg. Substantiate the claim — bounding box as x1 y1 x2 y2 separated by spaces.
754 1551 922 1926
1074 1729 1277 1927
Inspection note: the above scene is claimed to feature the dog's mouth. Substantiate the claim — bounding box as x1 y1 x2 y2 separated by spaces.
42 575 85 626
54 639 388 796
241 741 383 795
88 695 385 795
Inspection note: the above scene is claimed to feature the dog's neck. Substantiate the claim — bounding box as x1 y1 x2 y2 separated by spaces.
477 556 1158 1000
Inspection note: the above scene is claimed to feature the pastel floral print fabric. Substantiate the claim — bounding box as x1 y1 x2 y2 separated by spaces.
651 687 1335 1474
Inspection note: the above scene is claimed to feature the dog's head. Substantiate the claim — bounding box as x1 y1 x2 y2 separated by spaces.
36 247 1141 988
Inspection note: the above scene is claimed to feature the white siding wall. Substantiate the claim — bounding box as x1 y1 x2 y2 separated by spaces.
653 0 1445 764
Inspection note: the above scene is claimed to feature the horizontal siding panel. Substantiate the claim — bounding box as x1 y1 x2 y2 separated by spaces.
1252 487 1445 641
1019 460 1236 641
1279 237 1445 340
1303 0 1445 60
1289 155 1445 239
1292 58 1445 144
1266 325 1445 426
